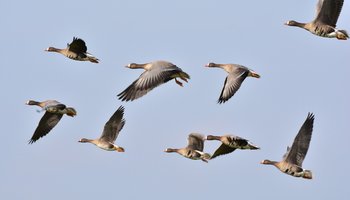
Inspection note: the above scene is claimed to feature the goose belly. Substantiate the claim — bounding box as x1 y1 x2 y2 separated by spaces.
312 31 336 38
280 165 304 177
184 150 201 160
311 27 336 38
96 143 115 151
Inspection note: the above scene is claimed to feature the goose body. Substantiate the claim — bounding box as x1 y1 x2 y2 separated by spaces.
118 60 190 102
46 37 99 63
26 100 76 144
261 113 315 179
207 135 260 159
78 106 126 152
164 133 211 162
285 0 348 40
205 62 260 103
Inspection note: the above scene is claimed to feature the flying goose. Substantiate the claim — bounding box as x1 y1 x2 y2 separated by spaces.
285 0 348 40
206 135 260 159
26 100 77 144
205 62 260 104
164 133 211 162
46 37 99 63
261 113 315 179
117 60 190 102
79 106 126 152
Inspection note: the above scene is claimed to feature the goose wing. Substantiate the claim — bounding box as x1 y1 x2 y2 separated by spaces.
100 106 126 142
117 66 182 101
283 113 315 166
186 133 205 151
210 144 236 159
29 112 63 144
314 0 344 27
68 37 87 54
218 67 249 103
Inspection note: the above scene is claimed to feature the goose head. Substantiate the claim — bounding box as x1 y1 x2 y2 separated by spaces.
284 20 299 27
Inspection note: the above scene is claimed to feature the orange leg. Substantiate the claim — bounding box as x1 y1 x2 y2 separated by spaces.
180 76 188 82
175 78 183 87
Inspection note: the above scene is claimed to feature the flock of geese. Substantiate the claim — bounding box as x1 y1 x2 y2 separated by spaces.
26 0 347 180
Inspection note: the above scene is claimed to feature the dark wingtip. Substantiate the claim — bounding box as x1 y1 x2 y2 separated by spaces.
217 99 226 104
28 139 35 144
117 105 125 113
307 112 315 120
73 36 82 41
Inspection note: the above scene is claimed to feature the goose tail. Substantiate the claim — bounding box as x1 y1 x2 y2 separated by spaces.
303 170 313 179
88 56 99 63
336 30 349 40
65 107 77 117
114 146 125 152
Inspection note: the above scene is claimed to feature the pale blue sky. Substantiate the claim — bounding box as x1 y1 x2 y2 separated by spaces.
1 0 349 199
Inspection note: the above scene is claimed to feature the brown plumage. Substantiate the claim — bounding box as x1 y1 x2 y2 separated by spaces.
46 37 99 63
206 135 260 159
205 63 260 104
26 100 77 144
118 60 190 102
164 133 211 162
261 113 315 179
78 106 126 152
285 0 348 40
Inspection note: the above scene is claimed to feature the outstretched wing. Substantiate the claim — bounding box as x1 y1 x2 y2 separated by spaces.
117 67 181 102
314 0 344 27
218 68 249 104
283 113 315 166
210 144 236 159
100 106 126 142
29 112 63 144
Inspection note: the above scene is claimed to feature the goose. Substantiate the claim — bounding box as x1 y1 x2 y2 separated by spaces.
117 60 190 102
285 0 348 40
46 37 99 63
261 113 315 179
205 62 260 104
78 106 125 152
26 100 76 144
164 133 211 162
206 134 260 159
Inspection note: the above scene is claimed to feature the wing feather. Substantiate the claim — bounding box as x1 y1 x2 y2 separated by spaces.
210 144 236 159
314 0 344 27
283 113 315 166
100 106 126 142
29 112 63 144
68 37 88 54
218 68 249 103
187 133 205 151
